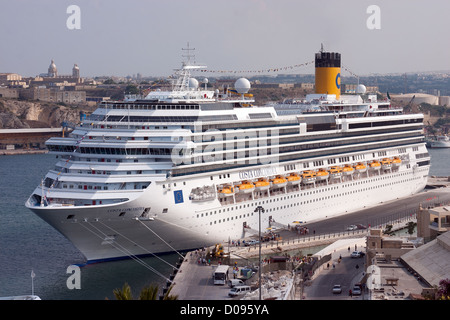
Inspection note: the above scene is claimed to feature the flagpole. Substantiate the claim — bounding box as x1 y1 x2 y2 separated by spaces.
31 270 35 296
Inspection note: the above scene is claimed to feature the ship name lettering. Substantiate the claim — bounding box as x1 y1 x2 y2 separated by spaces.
239 167 277 180
107 207 144 213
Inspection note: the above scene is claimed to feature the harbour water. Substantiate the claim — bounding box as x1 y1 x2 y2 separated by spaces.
0 148 449 299
0 153 179 300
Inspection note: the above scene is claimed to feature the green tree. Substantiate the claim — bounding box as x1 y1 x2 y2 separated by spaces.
384 224 393 234
103 78 115 84
113 282 133 300
138 284 159 300
125 84 139 95
406 221 416 235
437 278 450 300
112 282 178 300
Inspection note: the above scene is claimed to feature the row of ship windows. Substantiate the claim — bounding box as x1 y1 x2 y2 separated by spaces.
75 137 414 161
53 126 421 154
348 118 422 129
62 156 154 164
68 169 149 175
60 183 149 190
50 145 174 156
96 115 238 123
173 137 424 177
201 174 425 225
101 103 200 110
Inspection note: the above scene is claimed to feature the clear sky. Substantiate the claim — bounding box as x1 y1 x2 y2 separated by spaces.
1 0 449 78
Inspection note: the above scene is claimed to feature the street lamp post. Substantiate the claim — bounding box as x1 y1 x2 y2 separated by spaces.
254 205 265 300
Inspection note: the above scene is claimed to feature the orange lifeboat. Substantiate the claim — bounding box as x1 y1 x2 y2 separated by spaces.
342 164 354 175
236 181 255 193
329 166 342 178
381 158 392 170
254 178 270 191
270 175 287 188
218 186 235 197
302 170 316 184
287 173 302 185
369 160 381 170
316 168 329 180
354 162 367 173
392 157 402 167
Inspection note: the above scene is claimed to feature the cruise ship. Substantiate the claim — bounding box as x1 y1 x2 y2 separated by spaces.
26 50 430 262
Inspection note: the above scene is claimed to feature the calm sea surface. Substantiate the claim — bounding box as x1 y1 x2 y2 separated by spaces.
0 149 449 299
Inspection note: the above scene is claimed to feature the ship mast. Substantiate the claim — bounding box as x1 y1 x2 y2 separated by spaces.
172 42 206 92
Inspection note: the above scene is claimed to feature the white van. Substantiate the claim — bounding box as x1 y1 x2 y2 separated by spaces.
228 285 251 297
228 279 245 288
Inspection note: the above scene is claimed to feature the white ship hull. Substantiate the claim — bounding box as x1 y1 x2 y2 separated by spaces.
28 162 428 262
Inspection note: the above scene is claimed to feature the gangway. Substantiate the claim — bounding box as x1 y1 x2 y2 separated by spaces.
243 226 259 236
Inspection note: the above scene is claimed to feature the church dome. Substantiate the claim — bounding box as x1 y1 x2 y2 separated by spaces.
48 59 57 76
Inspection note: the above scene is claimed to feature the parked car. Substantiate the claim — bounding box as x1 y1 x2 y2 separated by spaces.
332 285 342 294
352 285 362 295
228 285 251 297
351 251 361 258
244 240 260 246
228 279 245 288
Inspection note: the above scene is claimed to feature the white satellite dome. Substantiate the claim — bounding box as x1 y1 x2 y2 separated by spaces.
188 78 199 90
356 84 367 94
235 78 251 94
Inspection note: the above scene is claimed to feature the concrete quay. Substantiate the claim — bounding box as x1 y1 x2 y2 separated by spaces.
170 250 233 300
427 175 450 188
169 219 413 300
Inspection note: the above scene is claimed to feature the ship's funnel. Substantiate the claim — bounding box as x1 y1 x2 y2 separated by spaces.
315 51 341 99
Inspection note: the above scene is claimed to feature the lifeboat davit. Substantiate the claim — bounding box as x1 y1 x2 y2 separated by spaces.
270 175 287 188
254 178 271 191
381 158 392 170
316 168 329 180
342 164 354 175
392 157 402 167
236 181 255 193
329 166 342 178
218 186 235 197
287 173 302 185
302 170 316 184
369 160 381 170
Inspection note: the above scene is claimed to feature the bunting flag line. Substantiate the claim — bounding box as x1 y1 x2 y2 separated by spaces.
191 60 360 79
341 64 359 78
194 60 315 75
